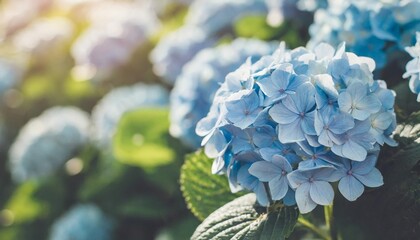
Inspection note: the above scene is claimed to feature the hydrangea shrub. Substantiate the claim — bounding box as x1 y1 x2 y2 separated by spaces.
196 42 397 213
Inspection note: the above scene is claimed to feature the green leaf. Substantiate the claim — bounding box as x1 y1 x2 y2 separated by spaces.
115 196 172 219
113 108 175 169
180 150 243 221
191 193 299 240
5 181 47 224
155 216 200 240
394 82 420 120
383 111 420 172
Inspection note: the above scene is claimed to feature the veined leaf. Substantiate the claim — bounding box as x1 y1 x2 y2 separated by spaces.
180 150 243 221
113 108 175 169
191 194 299 240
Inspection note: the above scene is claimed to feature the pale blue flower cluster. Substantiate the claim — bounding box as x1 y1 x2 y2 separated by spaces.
92 83 168 148
185 0 267 36
49 204 114 240
9 107 90 182
297 0 327 12
170 38 278 148
0 58 21 97
403 32 420 101
197 42 397 213
149 27 215 85
308 0 420 69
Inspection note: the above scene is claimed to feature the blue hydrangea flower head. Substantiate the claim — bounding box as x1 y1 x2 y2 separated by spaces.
198 41 397 213
403 32 420 101
49 204 114 240
308 0 420 71
9 107 90 182
150 26 215 85
185 0 267 36
92 83 168 148
170 38 277 148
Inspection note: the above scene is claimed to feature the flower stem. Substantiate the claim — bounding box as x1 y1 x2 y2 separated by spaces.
297 217 330 240
324 204 338 240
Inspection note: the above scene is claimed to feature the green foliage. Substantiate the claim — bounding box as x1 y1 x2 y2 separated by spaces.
113 108 175 169
234 15 308 48
155 216 200 240
180 150 244 221
191 193 299 240
5 182 47 224
394 82 420 120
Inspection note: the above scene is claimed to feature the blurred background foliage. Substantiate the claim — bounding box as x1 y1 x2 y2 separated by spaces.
0 0 311 239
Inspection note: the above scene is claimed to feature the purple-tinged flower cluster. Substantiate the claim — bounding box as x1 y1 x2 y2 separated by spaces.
403 32 420 101
72 1 160 80
197 42 397 213
308 0 420 70
170 38 278 148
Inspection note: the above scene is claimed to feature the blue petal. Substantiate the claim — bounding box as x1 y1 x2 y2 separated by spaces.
333 139 368 161
278 119 305 143
272 155 293 172
249 161 281 182
283 188 296 206
212 156 225 174
295 182 317 214
301 111 316 135
352 154 377 175
338 175 364 201
354 168 383 188
257 75 278 98
287 170 309 189
329 112 355 135
204 129 228 158
309 181 334 205
269 175 289 200
269 103 298 124
313 166 341 182
255 182 270 207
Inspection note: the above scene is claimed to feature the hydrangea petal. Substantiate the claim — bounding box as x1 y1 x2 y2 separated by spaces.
338 175 365 201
